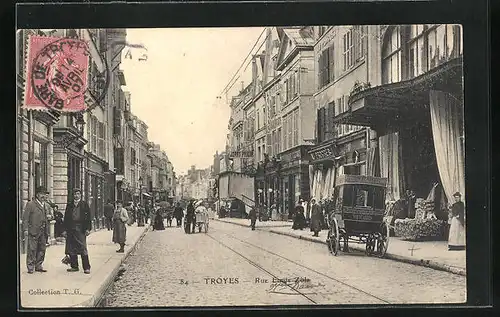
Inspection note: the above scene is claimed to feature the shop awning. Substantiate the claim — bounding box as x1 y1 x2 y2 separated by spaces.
335 57 463 128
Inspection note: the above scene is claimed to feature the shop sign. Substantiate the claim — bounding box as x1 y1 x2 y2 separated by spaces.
310 145 335 161
343 211 383 222
87 157 103 174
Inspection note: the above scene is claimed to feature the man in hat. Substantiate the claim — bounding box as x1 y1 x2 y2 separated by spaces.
22 186 51 273
63 188 92 274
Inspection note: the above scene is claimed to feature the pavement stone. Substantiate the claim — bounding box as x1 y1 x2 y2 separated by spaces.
19 223 150 309
103 220 465 307
215 218 466 276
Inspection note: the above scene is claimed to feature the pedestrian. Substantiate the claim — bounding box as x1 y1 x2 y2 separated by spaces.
22 186 51 274
292 199 306 230
53 204 64 238
310 198 322 237
112 200 129 253
174 202 183 227
104 200 114 231
153 208 165 231
249 206 257 230
63 188 92 274
185 200 196 234
137 204 146 227
448 192 466 251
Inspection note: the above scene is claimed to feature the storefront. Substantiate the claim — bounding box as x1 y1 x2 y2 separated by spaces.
308 132 368 203
343 24 464 219
280 145 311 219
85 154 106 229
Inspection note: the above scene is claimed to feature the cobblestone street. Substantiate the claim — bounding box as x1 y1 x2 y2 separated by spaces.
103 221 466 307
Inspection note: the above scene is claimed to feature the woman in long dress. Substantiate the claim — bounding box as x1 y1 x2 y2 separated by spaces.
448 192 466 251
310 198 322 237
292 199 306 230
113 201 129 253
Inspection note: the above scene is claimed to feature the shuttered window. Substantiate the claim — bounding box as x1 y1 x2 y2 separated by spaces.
293 109 299 147
283 117 288 151
98 121 105 158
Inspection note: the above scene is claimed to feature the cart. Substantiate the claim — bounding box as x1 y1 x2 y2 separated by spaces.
195 208 209 233
326 174 389 257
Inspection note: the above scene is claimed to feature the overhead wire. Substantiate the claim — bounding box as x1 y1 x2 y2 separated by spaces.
218 28 267 98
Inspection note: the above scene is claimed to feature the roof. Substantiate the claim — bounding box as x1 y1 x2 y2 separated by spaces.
282 28 315 46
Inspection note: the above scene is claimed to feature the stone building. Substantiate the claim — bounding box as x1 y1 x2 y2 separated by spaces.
339 24 464 207
17 28 122 250
308 25 372 203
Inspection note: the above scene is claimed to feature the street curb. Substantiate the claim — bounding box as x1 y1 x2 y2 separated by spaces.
266 229 466 277
215 220 466 277
77 225 151 307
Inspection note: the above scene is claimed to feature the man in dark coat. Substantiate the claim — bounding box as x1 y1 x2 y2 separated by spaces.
22 186 51 274
249 206 257 230
63 188 92 274
185 200 196 234
310 198 322 237
174 202 183 227
104 200 114 231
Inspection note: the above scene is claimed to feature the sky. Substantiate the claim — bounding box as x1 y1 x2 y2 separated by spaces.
120 27 265 176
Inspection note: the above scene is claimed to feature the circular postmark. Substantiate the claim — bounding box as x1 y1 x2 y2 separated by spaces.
30 36 109 114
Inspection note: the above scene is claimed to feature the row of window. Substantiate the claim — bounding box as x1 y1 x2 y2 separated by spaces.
316 95 364 143
87 115 106 159
318 26 367 90
382 24 462 84
255 108 300 162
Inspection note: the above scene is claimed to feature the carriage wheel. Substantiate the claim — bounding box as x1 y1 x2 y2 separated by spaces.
365 234 376 256
376 222 390 258
327 218 340 256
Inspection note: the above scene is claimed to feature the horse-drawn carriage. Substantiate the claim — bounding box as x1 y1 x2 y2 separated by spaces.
326 174 390 257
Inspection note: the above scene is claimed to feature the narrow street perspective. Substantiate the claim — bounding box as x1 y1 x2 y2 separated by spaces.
17 24 466 308
102 221 466 307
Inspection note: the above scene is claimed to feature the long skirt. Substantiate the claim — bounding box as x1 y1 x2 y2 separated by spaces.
292 213 306 230
113 220 127 244
153 215 165 230
448 217 465 250
65 226 88 255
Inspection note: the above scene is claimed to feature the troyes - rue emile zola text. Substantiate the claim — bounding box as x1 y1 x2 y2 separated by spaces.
179 277 311 285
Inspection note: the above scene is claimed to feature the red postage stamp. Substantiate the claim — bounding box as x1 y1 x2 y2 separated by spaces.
24 35 90 112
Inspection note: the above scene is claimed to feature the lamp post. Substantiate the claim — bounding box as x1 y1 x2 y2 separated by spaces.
54 113 86 148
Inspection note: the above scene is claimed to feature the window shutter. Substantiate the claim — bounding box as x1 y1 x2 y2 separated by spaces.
329 45 335 82
328 101 335 139
316 108 322 143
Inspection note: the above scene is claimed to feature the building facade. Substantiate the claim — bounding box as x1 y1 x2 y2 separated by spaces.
17 28 123 251
339 24 464 210
308 25 371 204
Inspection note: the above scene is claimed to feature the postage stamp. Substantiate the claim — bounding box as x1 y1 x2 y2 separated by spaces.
23 35 108 113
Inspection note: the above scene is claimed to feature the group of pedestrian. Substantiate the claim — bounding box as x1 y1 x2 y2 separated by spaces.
290 197 324 237
22 186 136 275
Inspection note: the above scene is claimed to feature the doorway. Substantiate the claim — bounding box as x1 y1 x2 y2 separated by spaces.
400 110 440 198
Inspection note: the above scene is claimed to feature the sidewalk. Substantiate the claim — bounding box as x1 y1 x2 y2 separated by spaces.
215 218 466 276
19 223 150 308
